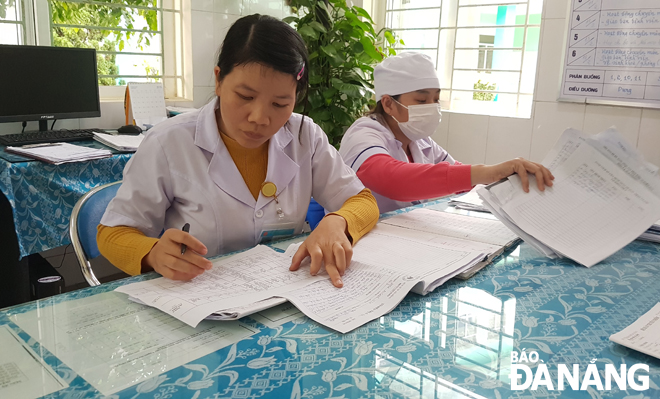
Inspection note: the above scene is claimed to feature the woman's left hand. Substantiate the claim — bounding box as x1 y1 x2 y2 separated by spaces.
289 214 353 288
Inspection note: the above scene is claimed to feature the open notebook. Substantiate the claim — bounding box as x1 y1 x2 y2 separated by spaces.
116 209 518 333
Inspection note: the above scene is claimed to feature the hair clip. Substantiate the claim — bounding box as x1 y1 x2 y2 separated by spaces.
297 63 305 81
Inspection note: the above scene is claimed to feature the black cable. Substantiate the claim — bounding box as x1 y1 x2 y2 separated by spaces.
50 119 57 130
21 121 27 133
54 244 72 269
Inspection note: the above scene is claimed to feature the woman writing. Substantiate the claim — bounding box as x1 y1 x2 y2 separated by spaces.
97 14 379 288
339 52 554 213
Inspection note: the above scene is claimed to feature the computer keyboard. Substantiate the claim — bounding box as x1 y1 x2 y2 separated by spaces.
0 129 97 146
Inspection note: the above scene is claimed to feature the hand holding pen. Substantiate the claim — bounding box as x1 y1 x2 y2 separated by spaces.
142 223 213 280
181 223 190 254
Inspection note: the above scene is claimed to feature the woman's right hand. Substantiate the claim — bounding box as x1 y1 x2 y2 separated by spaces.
471 158 554 193
142 228 213 280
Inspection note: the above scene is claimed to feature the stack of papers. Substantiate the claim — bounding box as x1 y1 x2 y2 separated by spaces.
610 302 660 360
639 220 660 243
477 127 660 267
93 132 144 152
448 184 490 212
116 209 517 333
5 143 112 165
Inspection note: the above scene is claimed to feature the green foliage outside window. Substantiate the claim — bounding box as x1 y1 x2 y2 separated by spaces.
0 0 16 19
49 0 158 86
0 0 160 85
285 0 400 148
473 80 496 101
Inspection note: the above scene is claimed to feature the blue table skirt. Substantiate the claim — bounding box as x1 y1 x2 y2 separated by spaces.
0 154 132 258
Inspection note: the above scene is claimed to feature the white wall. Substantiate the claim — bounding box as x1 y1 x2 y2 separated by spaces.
430 0 660 168
189 0 295 108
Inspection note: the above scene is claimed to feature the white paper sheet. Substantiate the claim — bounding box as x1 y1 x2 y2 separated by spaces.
283 261 420 333
206 297 288 320
93 132 144 151
0 325 67 399
447 185 490 212
477 183 559 259
5 143 112 164
250 302 305 328
380 208 517 246
491 142 660 267
10 292 258 396
277 223 488 332
610 302 660 359
116 245 324 327
346 224 486 289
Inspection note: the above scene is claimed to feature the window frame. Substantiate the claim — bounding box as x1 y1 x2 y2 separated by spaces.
383 0 543 118
0 0 31 45
2 0 191 101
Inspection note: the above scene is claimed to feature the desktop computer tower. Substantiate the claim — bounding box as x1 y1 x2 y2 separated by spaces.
29 256 65 300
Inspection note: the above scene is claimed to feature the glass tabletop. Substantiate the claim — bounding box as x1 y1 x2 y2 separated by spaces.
1 201 659 399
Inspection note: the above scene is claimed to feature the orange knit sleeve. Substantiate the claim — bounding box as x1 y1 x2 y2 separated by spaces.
96 225 159 276
328 188 379 244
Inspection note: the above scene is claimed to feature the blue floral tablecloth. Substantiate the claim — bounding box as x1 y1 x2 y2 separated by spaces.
0 154 131 258
1 199 659 399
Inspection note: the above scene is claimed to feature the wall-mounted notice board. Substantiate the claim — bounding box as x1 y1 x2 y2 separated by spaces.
560 0 660 108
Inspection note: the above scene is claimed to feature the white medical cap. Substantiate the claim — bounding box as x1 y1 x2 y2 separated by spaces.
374 52 440 102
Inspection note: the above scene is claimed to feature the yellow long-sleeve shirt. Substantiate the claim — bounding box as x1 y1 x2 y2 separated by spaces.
97 132 379 276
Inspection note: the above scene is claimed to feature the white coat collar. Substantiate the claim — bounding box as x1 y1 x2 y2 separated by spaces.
257 122 299 210
195 98 299 209
408 138 433 163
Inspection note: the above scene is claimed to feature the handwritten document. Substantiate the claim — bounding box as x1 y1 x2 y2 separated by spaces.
116 245 324 327
480 128 660 267
117 212 508 333
561 0 660 106
610 302 660 360
350 223 487 291
0 325 66 399
10 292 258 396
380 208 517 246
280 222 487 333
283 261 420 333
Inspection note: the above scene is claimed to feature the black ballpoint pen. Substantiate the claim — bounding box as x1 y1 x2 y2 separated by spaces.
181 223 190 255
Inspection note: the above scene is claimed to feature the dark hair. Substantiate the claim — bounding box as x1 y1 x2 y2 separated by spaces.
216 14 309 105
367 95 400 117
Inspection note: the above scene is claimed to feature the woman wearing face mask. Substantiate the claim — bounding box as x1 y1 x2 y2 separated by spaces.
339 52 554 213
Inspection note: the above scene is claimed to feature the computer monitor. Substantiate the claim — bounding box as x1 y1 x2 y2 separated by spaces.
0 45 101 131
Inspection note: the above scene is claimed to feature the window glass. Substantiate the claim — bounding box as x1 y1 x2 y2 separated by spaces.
386 0 543 117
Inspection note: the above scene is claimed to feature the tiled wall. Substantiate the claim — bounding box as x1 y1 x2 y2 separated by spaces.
191 0 295 108
431 0 660 168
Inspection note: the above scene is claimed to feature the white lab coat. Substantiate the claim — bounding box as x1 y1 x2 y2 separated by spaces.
339 115 457 213
101 98 365 257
